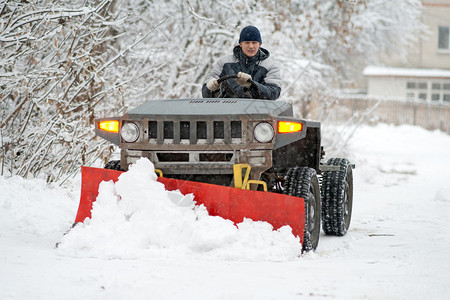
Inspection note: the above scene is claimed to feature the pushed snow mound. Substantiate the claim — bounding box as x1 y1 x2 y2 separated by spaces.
0 176 76 237
57 158 301 261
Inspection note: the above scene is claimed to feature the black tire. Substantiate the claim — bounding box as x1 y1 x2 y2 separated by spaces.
104 160 124 171
321 158 353 236
283 167 321 252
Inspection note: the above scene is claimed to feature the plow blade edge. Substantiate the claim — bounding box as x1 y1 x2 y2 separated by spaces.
75 166 305 240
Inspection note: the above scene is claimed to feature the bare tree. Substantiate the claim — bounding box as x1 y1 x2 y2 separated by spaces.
0 0 124 181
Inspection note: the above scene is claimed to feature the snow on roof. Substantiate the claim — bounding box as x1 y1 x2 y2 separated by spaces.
363 65 450 78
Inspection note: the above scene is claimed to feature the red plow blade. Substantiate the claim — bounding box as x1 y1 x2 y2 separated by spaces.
75 166 305 241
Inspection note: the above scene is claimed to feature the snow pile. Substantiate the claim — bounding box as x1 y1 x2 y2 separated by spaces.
57 158 301 261
0 176 76 237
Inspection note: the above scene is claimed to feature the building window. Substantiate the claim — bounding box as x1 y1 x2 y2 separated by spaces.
406 81 429 100
405 81 450 102
432 83 441 90
438 26 450 50
406 82 427 90
418 82 427 89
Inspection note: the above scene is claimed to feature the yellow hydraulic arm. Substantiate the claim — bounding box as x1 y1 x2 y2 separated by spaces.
233 163 267 192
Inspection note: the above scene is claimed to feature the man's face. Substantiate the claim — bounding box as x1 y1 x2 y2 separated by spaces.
239 41 261 58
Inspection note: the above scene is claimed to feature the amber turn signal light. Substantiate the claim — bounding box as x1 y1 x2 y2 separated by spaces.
98 120 119 133
278 121 303 133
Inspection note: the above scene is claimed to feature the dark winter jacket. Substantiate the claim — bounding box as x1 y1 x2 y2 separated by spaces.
202 46 281 100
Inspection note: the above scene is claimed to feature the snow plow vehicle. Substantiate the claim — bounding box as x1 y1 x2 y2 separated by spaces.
75 84 354 252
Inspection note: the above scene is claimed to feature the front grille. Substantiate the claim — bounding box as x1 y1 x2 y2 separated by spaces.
154 152 235 163
149 120 242 144
213 121 224 139
149 121 157 139
199 153 233 162
180 121 190 139
157 153 189 162
197 121 207 139
231 121 242 138
164 121 174 139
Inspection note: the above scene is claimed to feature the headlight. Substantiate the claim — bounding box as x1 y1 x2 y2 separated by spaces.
253 122 274 143
121 122 140 143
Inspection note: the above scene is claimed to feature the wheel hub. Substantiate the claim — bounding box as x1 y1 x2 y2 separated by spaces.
308 191 316 231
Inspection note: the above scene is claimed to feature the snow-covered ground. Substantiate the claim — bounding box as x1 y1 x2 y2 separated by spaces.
1 123 449 300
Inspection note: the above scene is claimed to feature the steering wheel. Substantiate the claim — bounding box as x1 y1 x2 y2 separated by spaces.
215 74 255 98
217 74 255 86
217 74 239 84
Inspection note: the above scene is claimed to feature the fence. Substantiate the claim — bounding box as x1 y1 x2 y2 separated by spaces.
324 96 450 134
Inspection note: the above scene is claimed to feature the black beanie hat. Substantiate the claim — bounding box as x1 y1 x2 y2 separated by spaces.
239 26 262 44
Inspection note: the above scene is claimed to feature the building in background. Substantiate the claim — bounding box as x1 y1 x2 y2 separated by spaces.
364 0 450 103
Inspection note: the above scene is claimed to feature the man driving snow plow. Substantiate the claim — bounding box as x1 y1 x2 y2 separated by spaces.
202 25 281 100
75 26 354 253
